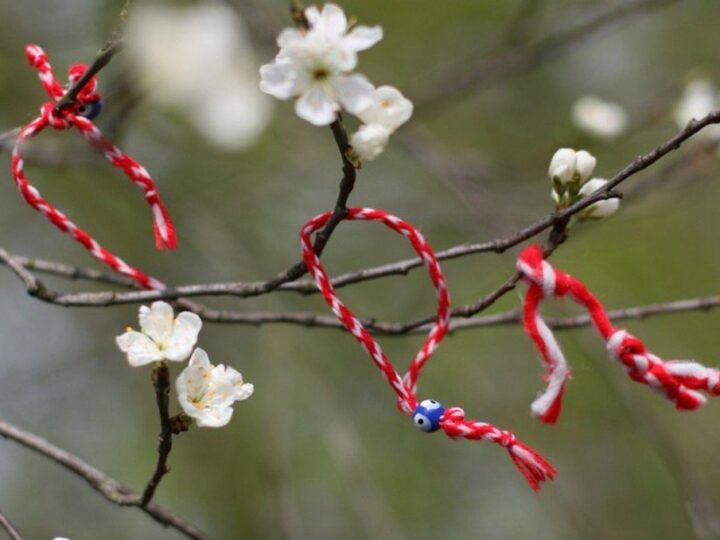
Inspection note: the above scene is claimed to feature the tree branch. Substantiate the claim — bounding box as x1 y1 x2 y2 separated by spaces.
261 115 358 291
53 2 128 113
0 419 208 539
140 362 174 507
3 109 717 311
0 508 23 540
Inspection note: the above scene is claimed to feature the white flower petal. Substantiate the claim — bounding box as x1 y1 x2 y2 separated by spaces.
295 85 337 125
575 150 597 184
333 74 374 115
235 382 254 401
188 347 211 369
259 61 300 100
317 4 348 37
196 406 234 428
164 312 202 362
351 124 390 161
584 198 620 218
277 28 305 49
578 177 608 196
343 25 383 52
304 6 322 28
321 43 358 73
548 148 576 184
579 178 619 218
115 331 163 367
139 301 175 345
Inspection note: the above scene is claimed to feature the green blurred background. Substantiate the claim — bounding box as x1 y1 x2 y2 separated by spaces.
1 0 720 538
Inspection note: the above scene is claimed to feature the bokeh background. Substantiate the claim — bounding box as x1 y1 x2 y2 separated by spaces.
1 0 720 538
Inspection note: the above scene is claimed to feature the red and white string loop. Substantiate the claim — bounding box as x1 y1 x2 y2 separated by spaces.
517 244 720 423
11 44 176 290
302 208 556 491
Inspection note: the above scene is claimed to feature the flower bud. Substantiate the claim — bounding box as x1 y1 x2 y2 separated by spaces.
578 178 619 219
351 124 391 161
548 148 576 185
548 148 596 186
575 150 597 184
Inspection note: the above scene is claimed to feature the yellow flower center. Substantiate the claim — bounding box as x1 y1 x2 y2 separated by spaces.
312 67 330 81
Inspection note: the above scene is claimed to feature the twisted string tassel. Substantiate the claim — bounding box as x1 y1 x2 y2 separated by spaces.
11 44 176 289
302 208 555 491
440 407 556 492
517 244 717 423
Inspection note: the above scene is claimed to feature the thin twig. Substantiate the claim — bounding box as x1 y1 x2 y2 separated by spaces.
0 419 208 540
140 362 174 507
3 109 717 311
0 509 23 540
261 115 358 291
0 253 137 288
53 1 129 113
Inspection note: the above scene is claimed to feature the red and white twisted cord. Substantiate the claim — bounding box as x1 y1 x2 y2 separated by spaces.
11 44 176 290
517 244 720 423
301 208 555 491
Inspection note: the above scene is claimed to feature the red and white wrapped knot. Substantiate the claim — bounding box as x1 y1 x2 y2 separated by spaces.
12 44 177 290
517 244 720 423
301 208 556 491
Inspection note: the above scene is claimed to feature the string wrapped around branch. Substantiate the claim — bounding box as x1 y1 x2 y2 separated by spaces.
301 208 556 491
11 44 175 290
517 244 720 424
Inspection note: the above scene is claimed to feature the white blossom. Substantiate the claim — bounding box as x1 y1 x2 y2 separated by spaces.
116 301 202 367
572 96 628 139
259 3 381 125
578 178 620 219
350 124 391 161
675 79 720 139
176 348 254 428
356 86 413 132
126 3 271 150
548 148 596 185
349 86 413 161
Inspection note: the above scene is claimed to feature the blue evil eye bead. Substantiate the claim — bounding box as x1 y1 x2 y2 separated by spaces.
76 100 102 120
412 399 445 432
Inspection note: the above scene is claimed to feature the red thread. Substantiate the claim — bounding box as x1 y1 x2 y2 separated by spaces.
518 244 718 423
11 44 177 289
302 208 556 491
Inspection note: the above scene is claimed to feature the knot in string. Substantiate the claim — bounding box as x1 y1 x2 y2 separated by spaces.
40 102 74 130
11 43 176 290
497 430 517 448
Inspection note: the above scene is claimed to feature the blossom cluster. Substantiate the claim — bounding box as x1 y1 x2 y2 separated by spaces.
116 302 253 428
548 148 619 219
259 3 412 161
